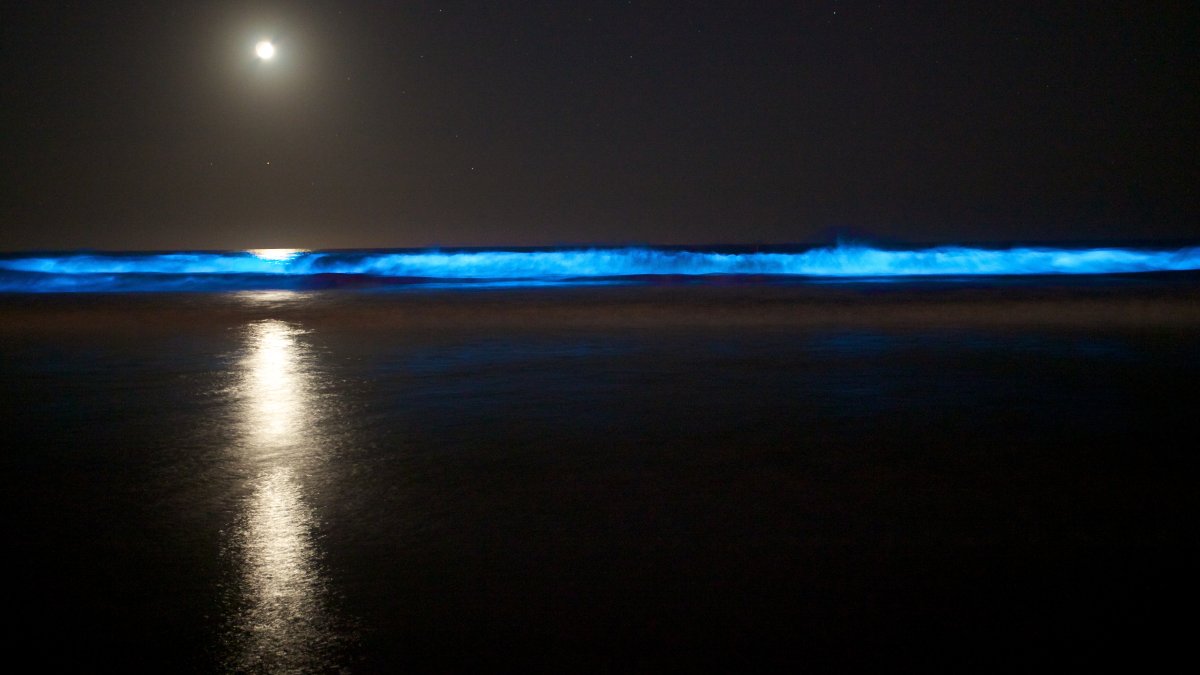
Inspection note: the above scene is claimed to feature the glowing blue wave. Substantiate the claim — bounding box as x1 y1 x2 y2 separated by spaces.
2 244 1199 292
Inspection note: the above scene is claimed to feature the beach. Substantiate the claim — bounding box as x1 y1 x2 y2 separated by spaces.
2 281 1197 670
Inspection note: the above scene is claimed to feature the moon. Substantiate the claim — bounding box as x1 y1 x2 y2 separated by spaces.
255 40 276 60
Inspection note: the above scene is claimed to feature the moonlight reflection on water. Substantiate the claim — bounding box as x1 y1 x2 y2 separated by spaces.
223 320 345 672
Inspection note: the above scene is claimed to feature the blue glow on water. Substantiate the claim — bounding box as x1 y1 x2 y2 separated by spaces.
2 244 1199 292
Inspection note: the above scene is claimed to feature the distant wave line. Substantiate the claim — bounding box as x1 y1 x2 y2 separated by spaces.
3 244 1200 292
6 244 1200 276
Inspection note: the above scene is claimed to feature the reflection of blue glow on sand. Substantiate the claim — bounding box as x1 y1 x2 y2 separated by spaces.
2 244 1200 292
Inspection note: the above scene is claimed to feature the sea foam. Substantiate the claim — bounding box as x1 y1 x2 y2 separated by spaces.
2 244 1199 292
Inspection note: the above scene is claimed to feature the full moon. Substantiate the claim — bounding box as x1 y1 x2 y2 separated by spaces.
255 40 275 60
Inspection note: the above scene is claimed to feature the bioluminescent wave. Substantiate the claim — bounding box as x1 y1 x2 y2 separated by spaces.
2 244 1199 292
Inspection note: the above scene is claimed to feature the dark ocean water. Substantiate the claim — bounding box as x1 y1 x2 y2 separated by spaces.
2 278 1198 671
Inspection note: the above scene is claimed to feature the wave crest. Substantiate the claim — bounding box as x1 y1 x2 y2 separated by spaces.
3 244 1199 292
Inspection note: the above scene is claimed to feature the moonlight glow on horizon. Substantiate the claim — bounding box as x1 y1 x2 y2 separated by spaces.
255 40 276 60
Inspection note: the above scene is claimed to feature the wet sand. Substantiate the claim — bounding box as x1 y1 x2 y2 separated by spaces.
2 281 1197 670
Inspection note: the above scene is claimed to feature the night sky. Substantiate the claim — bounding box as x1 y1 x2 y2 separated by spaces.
2 1 1196 250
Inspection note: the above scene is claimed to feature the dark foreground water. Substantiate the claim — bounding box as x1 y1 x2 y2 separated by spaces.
2 279 1198 671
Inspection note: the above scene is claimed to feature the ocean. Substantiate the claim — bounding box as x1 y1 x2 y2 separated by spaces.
2 245 1198 670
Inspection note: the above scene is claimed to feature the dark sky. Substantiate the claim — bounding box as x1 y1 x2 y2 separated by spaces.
2 1 1196 250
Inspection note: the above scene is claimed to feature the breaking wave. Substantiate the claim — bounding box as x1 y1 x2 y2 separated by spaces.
2 244 1199 292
